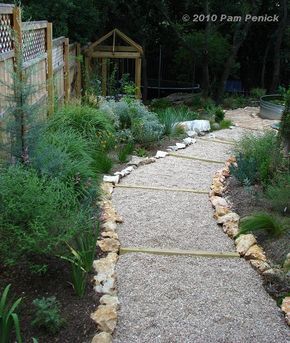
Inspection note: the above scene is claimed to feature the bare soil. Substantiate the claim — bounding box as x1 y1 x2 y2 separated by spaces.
0 256 99 343
225 176 290 300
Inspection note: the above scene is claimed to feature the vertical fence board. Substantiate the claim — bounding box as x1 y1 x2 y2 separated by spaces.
46 23 54 115
64 38 70 102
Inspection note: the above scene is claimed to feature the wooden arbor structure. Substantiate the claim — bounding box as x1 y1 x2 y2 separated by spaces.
84 29 143 98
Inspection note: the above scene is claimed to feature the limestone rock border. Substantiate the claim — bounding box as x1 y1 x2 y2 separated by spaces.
209 157 290 326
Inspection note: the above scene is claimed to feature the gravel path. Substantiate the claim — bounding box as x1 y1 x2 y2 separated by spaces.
113 189 234 251
114 254 289 343
112 128 289 342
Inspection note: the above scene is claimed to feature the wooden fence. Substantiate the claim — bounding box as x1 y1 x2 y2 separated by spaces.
0 4 81 119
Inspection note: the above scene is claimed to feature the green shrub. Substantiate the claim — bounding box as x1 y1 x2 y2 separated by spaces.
30 128 99 202
0 165 89 266
48 104 115 143
220 119 233 129
134 147 148 157
223 95 249 109
31 128 93 180
150 98 171 111
266 173 290 214
229 153 258 185
239 213 289 237
0 284 22 343
102 99 164 144
232 131 283 185
32 297 64 334
250 88 266 99
214 107 225 123
204 104 224 123
191 95 215 109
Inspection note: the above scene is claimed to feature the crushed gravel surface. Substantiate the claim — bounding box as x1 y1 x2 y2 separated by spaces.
114 254 290 343
111 126 289 342
120 156 220 190
113 189 234 252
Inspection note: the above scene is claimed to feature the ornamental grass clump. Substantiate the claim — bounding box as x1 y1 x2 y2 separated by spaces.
239 213 289 238
48 104 115 144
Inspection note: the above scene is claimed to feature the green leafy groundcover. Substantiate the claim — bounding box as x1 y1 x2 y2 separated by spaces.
0 165 91 266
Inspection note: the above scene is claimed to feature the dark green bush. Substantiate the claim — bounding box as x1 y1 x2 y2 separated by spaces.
266 173 290 214
32 297 65 334
0 165 89 266
214 107 225 123
232 131 283 185
250 88 266 99
220 119 233 129
150 98 171 111
223 95 249 109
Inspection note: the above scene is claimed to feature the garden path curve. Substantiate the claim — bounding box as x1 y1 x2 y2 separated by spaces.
112 125 289 342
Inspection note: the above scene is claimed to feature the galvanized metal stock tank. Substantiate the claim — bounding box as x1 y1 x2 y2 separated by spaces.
259 94 285 120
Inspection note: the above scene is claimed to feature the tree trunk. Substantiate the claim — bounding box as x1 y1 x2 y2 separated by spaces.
270 0 287 92
215 2 259 103
142 49 148 101
201 0 210 98
261 39 271 89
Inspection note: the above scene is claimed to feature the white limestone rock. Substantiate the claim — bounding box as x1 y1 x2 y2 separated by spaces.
176 142 186 149
155 151 168 158
186 130 198 138
183 137 194 146
103 175 120 184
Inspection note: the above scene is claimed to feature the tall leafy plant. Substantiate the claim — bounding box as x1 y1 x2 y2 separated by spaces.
0 284 22 343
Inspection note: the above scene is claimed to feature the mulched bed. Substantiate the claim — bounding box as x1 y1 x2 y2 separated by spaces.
225 176 290 300
0 256 100 343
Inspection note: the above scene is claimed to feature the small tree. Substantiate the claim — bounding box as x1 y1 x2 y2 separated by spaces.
0 33 45 165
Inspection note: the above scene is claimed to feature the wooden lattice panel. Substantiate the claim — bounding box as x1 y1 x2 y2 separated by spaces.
22 28 46 62
52 45 63 70
0 14 13 54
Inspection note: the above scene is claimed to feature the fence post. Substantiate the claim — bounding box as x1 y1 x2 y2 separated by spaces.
135 57 141 99
46 23 54 115
12 6 22 70
76 43 82 97
101 58 107 96
64 38 70 102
